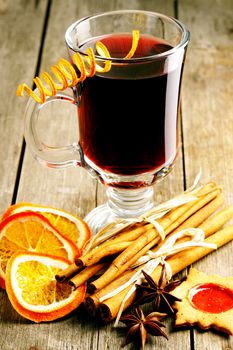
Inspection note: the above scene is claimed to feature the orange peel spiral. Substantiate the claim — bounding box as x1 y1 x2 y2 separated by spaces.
124 29 140 59
16 30 139 104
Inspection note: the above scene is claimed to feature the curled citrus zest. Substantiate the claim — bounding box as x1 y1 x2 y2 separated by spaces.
72 52 87 82
32 77 46 102
50 65 68 90
95 41 112 73
57 58 79 85
84 47 96 77
16 83 43 104
124 30 140 59
16 30 140 104
40 72 57 96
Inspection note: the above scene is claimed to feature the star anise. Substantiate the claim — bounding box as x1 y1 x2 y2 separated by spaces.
135 265 183 315
120 306 168 349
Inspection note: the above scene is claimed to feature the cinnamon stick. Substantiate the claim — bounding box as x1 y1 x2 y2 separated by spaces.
100 222 152 245
171 194 224 234
57 193 224 283
55 262 80 282
84 195 224 310
87 231 160 294
163 188 221 234
199 205 233 236
88 190 222 293
75 240 132 269
87 227 158 293
75 224 155 269
149 202 232 257
76 183 220 272
57 223 156 283
84 270 135 316
69 262 107 289
99 224 233 322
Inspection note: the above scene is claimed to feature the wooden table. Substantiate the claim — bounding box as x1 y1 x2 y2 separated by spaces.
0 0 232 349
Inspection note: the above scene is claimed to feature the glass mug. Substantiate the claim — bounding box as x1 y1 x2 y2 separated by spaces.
24 10 190 233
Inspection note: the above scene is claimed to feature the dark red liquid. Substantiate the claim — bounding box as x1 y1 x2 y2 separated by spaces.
76 34 183 176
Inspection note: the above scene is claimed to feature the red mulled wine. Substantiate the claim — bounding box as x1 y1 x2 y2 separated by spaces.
75 34 183 176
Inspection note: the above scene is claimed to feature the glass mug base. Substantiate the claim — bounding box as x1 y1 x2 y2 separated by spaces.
84 157 176 234
85 187 155 234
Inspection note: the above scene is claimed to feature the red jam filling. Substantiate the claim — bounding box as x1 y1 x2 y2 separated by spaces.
189 283 233 314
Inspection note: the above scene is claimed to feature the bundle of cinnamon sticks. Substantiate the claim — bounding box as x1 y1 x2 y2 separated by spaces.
56 182 233 323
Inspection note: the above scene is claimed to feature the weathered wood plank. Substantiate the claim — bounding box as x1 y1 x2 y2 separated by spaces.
0 1 51 350
0 0 47 213
180 0 233 348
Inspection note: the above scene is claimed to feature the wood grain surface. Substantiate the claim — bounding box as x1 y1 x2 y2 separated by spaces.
0 0 232 349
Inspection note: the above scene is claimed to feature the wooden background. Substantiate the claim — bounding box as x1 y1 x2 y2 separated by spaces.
0 0 232 349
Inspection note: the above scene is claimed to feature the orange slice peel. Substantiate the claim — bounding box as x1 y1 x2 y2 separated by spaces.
6 251 86 322
1 202 91 252
0 210 81 288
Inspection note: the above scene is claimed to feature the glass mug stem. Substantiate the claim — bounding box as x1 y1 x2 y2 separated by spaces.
85 187 154 233
107 187 154 216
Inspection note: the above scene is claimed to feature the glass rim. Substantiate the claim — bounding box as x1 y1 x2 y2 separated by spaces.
65 9 190 63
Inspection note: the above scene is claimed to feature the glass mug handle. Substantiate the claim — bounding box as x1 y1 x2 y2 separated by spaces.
24 89 84 169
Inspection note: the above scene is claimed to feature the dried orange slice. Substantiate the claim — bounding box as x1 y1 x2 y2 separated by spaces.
0 211 80 289
1 202 91 251
6 251 86 322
